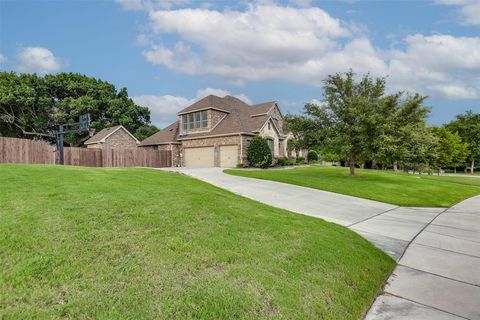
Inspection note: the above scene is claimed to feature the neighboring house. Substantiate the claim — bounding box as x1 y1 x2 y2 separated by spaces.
84 125 140 149
139 95 292 167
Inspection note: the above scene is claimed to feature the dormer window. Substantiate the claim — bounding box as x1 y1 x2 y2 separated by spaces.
182 110 208 130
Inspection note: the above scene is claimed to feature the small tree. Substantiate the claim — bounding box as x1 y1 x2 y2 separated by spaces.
307 150 319 163
447 111 480 174
247 136 272 168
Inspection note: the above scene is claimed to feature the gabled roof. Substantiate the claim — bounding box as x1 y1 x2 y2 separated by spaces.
139 121 180 146
177 95 232 115
249 102 276 116
84 125 139 145
140 95 284 144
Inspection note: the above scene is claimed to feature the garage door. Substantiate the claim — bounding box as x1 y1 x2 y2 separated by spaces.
220 145 238 167
184 147 214 167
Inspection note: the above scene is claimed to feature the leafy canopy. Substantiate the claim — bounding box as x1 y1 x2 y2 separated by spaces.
446 110 480 171
0 72 157 145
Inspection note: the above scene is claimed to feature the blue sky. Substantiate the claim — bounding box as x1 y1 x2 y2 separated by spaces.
1 0 479 128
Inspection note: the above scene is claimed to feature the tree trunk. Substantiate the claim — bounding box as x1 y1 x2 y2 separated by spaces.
438 168 441 176
454 167 457 174
471 159 475 174
349 154 355 176
393 161 398 172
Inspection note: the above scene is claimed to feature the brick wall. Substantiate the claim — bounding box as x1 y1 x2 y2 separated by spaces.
182 135 241 167
88 128 138 149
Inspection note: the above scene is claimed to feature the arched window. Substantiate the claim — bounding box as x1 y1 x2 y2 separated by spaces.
266 138 274 153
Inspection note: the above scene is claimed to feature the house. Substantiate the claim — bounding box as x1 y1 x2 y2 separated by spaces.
84 125 140 149
139 95 292 167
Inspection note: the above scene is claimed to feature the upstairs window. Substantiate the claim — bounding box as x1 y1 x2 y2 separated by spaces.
182 110 208 130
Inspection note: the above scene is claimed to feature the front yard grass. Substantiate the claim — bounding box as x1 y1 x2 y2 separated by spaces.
225 166 480 207
0 164 394 319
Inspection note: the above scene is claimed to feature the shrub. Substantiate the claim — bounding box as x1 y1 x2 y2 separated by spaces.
307 150 319 163
236 163 244 168
296 156 307 165
247 136 272 168
277 157 289 166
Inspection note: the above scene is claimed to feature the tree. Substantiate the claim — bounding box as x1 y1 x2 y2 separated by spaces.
247 136 272 168
374 94 430 172
401 125 438 174
446 111 480 174
0 72 152 145
432 127 468 175
135 124 159 142
299 70 387 175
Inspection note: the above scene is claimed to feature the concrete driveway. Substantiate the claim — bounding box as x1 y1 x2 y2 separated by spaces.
162 167 480 320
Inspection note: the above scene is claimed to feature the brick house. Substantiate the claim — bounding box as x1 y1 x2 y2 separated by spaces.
84 125 140 149
139 95 293 167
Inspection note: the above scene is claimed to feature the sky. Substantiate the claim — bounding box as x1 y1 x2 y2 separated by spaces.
1 0 479 128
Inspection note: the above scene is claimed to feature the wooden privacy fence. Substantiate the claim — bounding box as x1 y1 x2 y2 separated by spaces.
59 147 171 168
0 137 55 164
0 137 171 168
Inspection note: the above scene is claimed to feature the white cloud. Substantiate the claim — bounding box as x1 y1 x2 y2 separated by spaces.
143 4 352 84
132 88 251 127
0 53 6 63
17 47 61 73
387 34 480 99
435 0 480 25
136 3 480 101
116 0 188 11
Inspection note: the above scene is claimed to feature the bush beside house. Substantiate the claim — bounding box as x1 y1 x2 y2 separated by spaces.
247 136 272 168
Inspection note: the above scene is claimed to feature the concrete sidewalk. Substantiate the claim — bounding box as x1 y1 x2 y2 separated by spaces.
161 168 480 319
366 195 480 320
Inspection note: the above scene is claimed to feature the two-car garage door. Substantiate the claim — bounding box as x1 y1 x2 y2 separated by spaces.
184 145 238 167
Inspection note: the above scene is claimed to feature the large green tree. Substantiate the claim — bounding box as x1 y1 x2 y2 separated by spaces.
0 72 155 146
446 111 480 174
292 71 388 175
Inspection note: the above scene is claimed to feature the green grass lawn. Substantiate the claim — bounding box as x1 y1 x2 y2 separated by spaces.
0 164 394 320
225 166 480 207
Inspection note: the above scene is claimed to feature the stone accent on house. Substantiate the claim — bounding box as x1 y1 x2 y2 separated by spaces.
182 135 243 167
259 119 281 158
279 139 285 158
269 104 284 133
87 128 138 149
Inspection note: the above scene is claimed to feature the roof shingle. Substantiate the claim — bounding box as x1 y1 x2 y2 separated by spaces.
140 95 282 145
